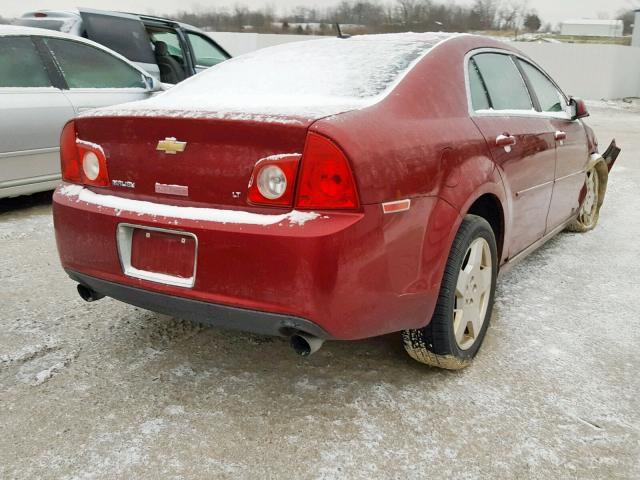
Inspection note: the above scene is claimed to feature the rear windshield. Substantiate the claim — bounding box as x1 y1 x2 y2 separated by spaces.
144 33 452 116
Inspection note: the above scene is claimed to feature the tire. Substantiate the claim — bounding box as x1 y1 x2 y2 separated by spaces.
566 161 608 233
403 215 498 370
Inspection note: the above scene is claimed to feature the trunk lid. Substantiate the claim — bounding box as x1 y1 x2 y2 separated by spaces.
74 115 312 208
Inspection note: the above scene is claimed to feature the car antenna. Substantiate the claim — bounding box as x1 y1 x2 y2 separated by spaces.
335 23 351 39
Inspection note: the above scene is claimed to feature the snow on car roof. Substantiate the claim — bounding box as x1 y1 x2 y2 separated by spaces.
0 25 79 38
93 32 458 121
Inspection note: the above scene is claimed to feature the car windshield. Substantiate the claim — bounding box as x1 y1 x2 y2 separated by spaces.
127 32 453 118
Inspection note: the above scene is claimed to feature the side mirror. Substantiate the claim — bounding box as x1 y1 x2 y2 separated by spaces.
145 75 166 93
569 97 589 120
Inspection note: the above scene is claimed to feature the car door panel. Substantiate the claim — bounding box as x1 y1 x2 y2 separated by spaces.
61 90 151 113
0 36 75 196
473 116 556 256
469 52 557 258
0 90 75 183
546 118 589 229
514 59 591 231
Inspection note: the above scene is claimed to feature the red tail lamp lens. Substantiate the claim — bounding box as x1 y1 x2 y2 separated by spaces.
295 133 359 210
59 120 109 187
248 155 300 206
60 121 81 183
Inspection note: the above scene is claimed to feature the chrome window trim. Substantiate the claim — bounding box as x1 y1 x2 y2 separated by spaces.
116 223 198 289
464 47 574 121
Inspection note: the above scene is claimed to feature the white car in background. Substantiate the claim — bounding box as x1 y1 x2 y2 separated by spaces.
15 9 231 84
0 26 163 198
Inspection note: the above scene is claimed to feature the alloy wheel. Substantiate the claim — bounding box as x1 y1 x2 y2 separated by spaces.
577 169 599 228
453 237 493 350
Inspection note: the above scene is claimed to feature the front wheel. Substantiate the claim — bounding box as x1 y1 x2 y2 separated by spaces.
403 215 498 370
566 162 607 233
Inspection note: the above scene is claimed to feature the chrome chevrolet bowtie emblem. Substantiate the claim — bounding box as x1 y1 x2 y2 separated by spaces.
156 137 187 154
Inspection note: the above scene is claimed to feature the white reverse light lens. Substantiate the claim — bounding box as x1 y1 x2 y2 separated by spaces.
82 151 100 181
257 165 287 199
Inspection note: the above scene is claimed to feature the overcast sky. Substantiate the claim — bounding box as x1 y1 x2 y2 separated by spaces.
2 0 638 26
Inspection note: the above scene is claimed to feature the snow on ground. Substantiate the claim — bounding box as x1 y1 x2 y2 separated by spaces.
0 104 639 478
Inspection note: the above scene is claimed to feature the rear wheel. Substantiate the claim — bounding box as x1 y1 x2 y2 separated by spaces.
403 215 498 370
566 163 607 232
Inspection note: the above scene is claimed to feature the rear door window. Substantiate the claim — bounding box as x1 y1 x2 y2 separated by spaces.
43 38 146 89
518 60 566 114
468 58 491 111
472 53 533 111
186 32 229 68
79 10 155 64
0 37 52 88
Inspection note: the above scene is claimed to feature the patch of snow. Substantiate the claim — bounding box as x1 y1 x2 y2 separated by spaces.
58 185 320 226
139 418 166 435
15 349 77 386
475 108 570 120
82 108 312 125
170 364 197 377
88 32 457 120
165 405 185 415
76 139 105 156
0 342 59 364
257 153 302 161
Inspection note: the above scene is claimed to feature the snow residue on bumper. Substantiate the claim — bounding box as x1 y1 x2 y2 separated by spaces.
58 185 320 226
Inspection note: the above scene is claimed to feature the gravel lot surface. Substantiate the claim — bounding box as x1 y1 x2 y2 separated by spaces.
1 105 639 479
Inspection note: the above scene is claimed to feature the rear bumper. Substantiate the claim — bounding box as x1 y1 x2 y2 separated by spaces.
67 270 331 338
53 183 454 340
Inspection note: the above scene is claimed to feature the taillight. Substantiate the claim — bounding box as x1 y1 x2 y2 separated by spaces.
77 141 109 187
59 120 110 187
247 155 300 206
60 121 81 183
295 133 359 210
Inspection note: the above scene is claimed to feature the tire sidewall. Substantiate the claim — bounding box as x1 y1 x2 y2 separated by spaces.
440 216 498 361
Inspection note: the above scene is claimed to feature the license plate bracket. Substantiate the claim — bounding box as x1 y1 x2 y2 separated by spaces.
117 224 197 288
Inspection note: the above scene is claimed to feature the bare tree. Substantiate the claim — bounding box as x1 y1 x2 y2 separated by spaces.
498 1 528 31
469 0 497 30
166 0 545 35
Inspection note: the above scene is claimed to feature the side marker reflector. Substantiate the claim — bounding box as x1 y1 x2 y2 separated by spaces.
382 199 411 214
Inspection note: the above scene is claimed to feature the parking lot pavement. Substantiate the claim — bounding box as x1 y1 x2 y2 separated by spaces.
1 104 639 479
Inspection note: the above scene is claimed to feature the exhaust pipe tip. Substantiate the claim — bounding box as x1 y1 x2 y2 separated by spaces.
290 334 324 357
77 284 104 303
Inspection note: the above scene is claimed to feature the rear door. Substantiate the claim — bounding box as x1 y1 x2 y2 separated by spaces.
40 37 151 113
78 9 160 80
0 36 75 195
516 59 589 230
469 52 557 257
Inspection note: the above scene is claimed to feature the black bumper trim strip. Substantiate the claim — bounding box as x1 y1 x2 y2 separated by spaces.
66 270 332 339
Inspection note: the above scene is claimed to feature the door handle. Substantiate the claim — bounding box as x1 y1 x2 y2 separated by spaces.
554 131 567 141
496 134 517 147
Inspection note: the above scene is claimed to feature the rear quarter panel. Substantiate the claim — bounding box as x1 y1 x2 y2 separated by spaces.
310 36 512 328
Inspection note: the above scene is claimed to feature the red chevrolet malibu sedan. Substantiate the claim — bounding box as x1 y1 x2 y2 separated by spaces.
53 33 619 369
